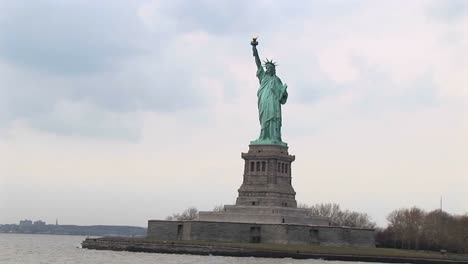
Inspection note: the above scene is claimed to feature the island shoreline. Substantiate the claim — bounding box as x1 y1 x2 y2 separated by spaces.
82 237 468 264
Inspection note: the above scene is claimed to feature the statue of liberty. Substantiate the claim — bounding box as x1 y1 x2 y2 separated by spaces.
250 37 288 146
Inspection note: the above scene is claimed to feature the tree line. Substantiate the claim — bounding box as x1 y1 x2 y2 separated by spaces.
298 203 376 229
376 207 468 253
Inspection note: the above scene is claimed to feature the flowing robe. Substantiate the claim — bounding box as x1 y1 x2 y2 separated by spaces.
254 67 288 144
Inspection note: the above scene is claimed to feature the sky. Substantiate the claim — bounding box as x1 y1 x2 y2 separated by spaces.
0 0 467 227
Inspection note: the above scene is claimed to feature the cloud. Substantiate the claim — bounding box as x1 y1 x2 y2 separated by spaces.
0 55 209 139
0 0 211 139
28 100 141 141
428 0 468 23
137 0 365 37
0 0 147 74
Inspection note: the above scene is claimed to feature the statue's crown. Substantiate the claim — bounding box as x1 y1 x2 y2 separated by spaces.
263 58 277 67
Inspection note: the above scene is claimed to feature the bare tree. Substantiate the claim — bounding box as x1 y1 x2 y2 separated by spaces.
340 210 375 229
212 204 225 212
387 208 406 248
304 203 375 229
421 210 453 251
309 203 341 221
165 207 199 221
458 216 468 253
386 207 425 249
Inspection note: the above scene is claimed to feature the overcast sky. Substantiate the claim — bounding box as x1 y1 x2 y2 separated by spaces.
0 0 467 227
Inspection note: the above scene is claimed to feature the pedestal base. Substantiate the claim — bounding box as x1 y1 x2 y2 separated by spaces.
199 205 330 226
250 139 287 147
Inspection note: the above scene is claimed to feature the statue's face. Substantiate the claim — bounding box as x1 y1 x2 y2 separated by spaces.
265 64 276 76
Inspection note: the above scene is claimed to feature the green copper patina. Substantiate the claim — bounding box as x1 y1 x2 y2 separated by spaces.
250 37 288 146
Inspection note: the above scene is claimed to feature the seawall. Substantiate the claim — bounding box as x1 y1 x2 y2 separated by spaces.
148 220 375 247
82 237 468 264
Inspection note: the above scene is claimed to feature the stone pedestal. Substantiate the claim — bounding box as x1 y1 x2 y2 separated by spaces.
199 144 329 226
236 144 297 208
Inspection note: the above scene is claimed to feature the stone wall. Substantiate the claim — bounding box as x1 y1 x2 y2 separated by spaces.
147 220 375 247
147 220 182 241
198 211 330 226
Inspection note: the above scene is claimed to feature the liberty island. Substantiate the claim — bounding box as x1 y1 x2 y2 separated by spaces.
82 37 376 256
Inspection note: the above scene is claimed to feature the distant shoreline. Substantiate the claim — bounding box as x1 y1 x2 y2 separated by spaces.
0 232 88 236
0 231 139 237
82 237 468 264
0 224 146 237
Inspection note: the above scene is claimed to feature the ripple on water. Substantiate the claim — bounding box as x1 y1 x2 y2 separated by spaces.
0 233 365 264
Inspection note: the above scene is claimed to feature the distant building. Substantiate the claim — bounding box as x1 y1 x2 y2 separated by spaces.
19 219 32 226
33 220 46 226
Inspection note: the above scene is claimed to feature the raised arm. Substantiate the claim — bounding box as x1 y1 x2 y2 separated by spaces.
251 37 262 70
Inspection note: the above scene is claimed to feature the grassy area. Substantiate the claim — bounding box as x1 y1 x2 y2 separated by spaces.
97 237 468 261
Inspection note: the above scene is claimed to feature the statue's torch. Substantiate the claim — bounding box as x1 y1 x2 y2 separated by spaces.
251 36 259 47
251 36 259 57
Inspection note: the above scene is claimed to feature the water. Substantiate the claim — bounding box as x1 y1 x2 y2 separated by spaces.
0 233 360 264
